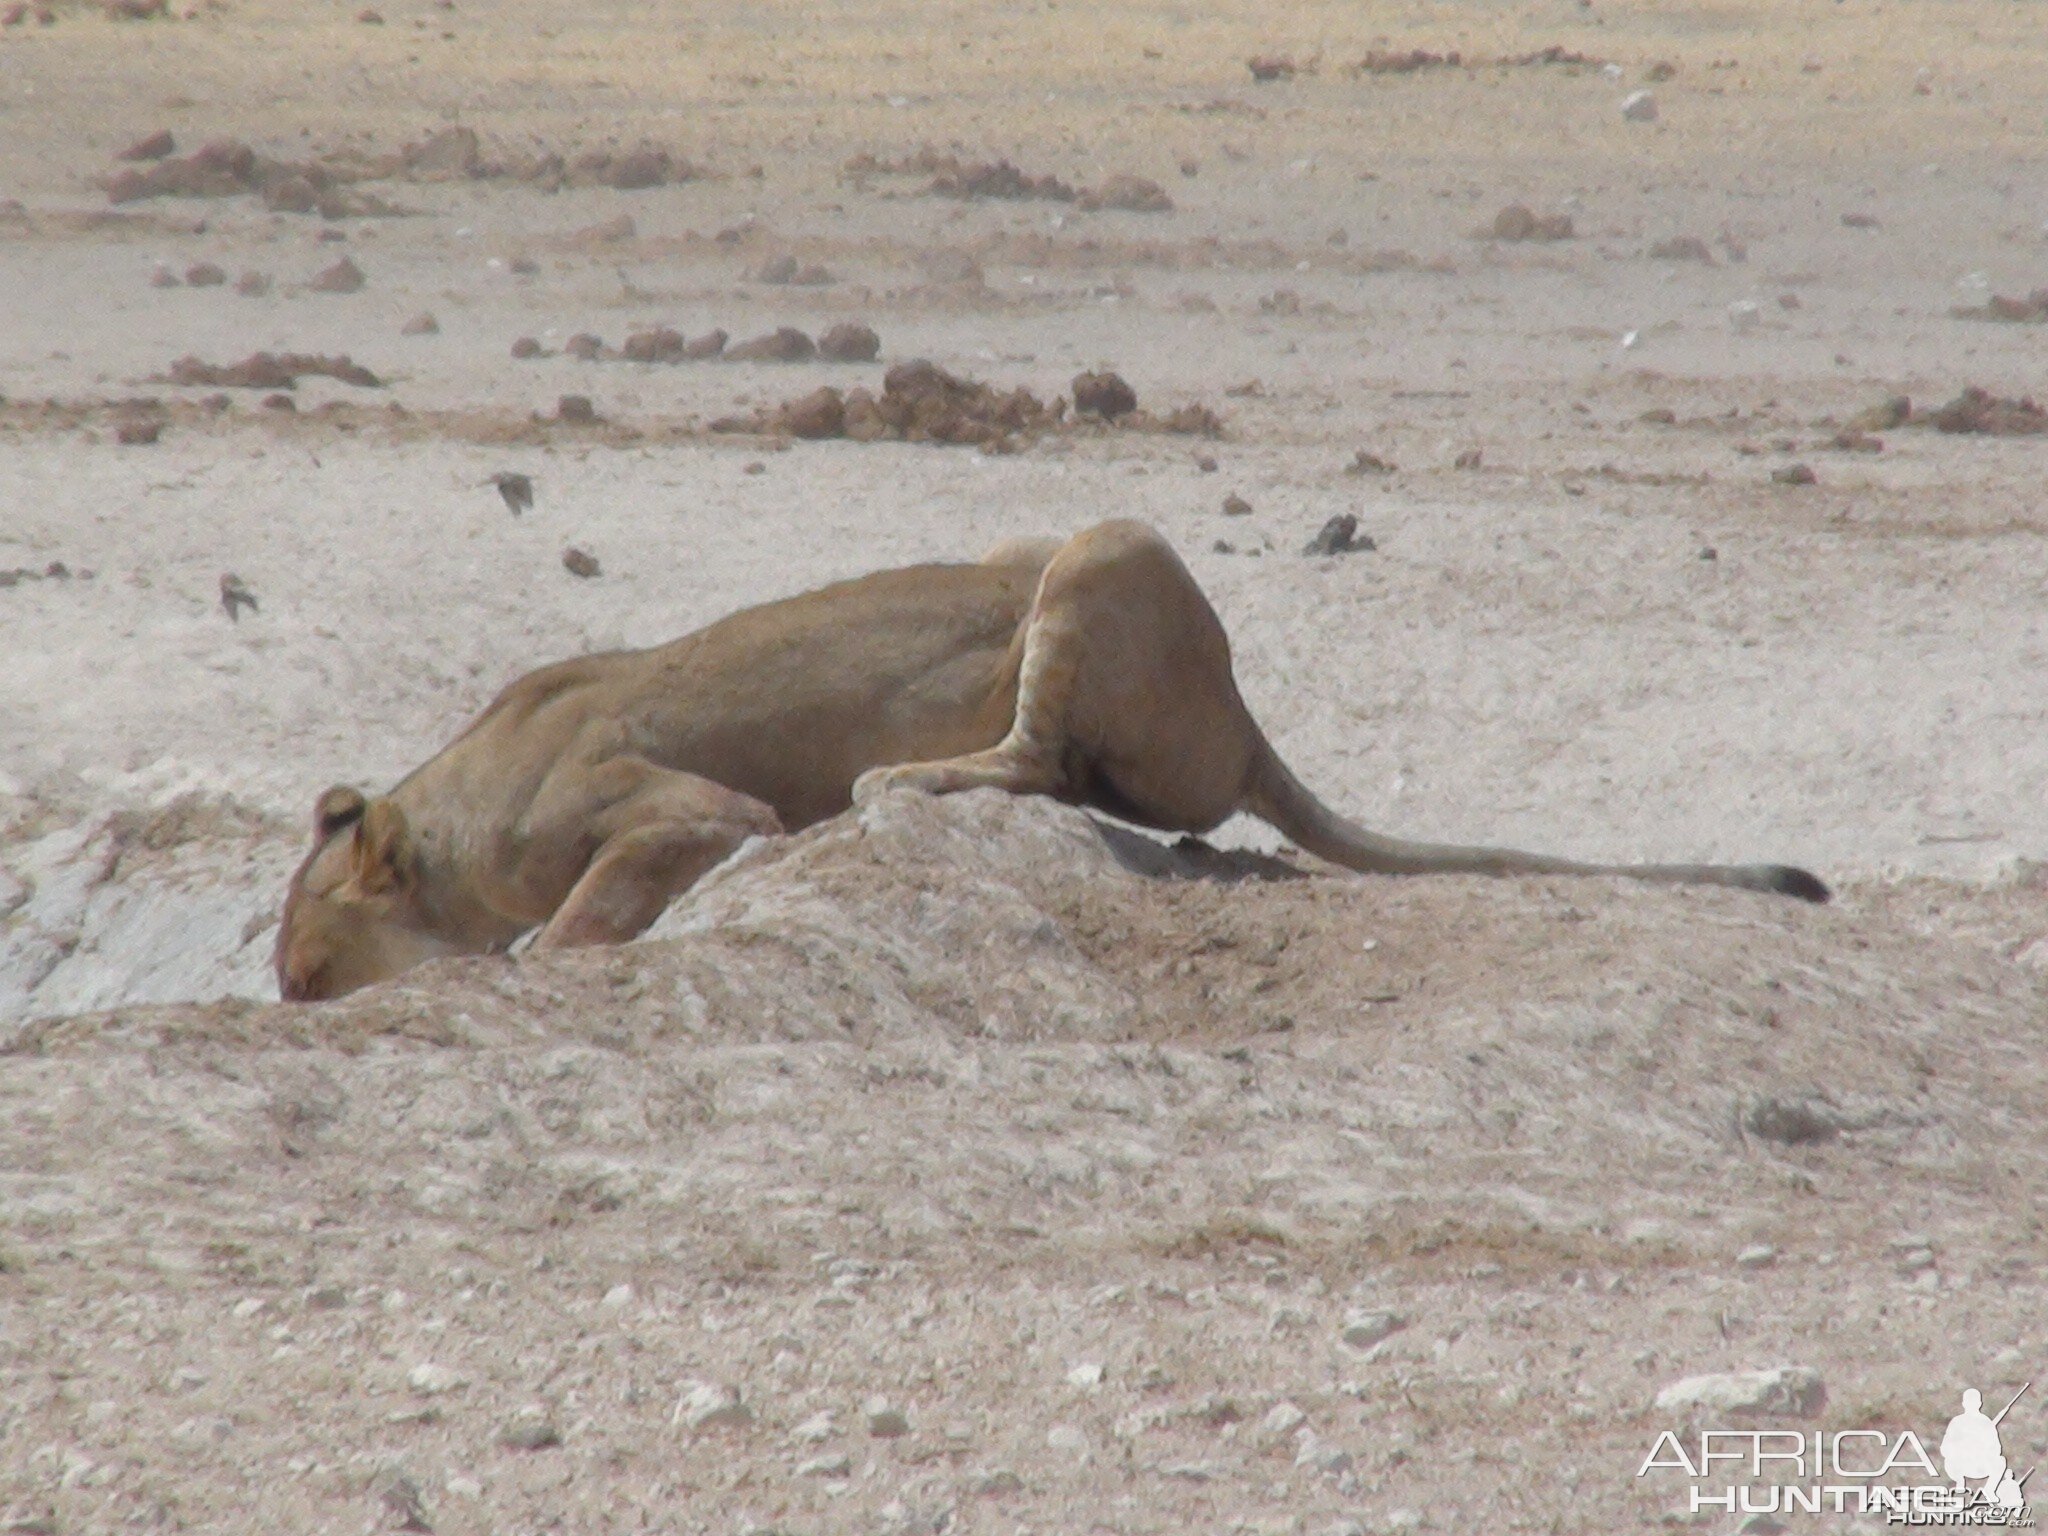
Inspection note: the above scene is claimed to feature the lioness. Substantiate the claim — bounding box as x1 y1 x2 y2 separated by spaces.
276 519 1825 1000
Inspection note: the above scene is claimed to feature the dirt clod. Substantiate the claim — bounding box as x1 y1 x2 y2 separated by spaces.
1247 56 1298 82
1772 462 1818 485
1489 204 1574 241
161 352 382 389
400 311 438 336
1926 387 2048 436
1222 493 1252 516
308 256 365 293
556 395 597 425
726 327 816 363
119 129 176 161
816 323 881 363
1649 235 1714 263
1072 370 1138 421
562 546 601 578
1076 174 1173 213
1345 449 1395 475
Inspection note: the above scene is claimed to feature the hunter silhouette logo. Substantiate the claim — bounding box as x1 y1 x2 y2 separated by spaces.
1639 1378 2034 1524
1942 1386 2031 1513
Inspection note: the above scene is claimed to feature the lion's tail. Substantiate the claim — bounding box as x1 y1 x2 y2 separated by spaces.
1240 739 1828 902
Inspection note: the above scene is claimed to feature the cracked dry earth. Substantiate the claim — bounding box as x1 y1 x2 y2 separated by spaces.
5 0 2048 1531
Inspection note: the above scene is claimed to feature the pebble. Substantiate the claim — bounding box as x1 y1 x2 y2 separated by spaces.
1067 1362 1105 1388
1260 1400 1307 1443
1222 492 1252 516
1621 90 1658 122
498 1414 561 1451
1654 1366 1827 1417
1736 1245 1778 1269
797 1451 851 1478
1771 463 1817 486
792 1410 836 1443
601 1283 634 1308
674 1381 752 1430
407 1361 465 1395
1341 1309 1407 1349
1385 1511 1426 1533
864 1397 909 1437
970 1468 1023 1496
1045 1424 1088 1453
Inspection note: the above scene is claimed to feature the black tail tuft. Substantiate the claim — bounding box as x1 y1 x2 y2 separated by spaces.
1767 865 1831 904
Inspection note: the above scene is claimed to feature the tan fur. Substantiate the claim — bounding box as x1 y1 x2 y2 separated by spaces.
276 520 1825 1001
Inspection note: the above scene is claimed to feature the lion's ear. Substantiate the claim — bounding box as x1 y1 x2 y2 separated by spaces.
314 785 368 841
349 799 417 894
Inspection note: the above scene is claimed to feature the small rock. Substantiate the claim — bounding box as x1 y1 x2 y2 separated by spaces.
371 1466 432 1532
407 1362 465 1396
1621 89 1658 122
1196 455 1217 472
309 256 366 293
1653 1366 1827 1417
150 264 180 288
510 336 543 359
1345 449 1395 474
775 385 845 440
556 394 597 425
565 332 603 360
1736 1244 1778 1269
1771 463 1817 486
817 322 880 362
1840 211 1880 229
1454 448 1483 469
797 1451 851 1478
1221 493 1252 516
791 1410 836 1443
1072 369 1138 421
1302 514 1375 556
234 270 271 297
400 311 438 336
725 327 815 362
116 418 161 446
1247 55 1297 82
119 128 176 161
601 1283 634 1308
1848 394 1911 432
562 546 601 579
1044 1424 1087 1453
865 1397 910 1437
673 1381 751 1430
970 1468 1023 1496
1341 1309 1407 1349
498 1418 561 1451
1067 1362 1105 1388
1649 235 1714 263
184 262 225 287
1259 1401 1307 1444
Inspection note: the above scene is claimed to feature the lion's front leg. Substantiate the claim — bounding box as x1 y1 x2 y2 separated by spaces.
529 766 780 950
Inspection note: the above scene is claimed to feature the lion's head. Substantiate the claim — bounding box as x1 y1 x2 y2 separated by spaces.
273 786 464 1001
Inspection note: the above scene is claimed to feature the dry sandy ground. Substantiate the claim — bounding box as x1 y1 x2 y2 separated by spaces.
3 0 2048 1530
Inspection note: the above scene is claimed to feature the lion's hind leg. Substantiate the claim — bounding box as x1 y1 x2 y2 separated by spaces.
852 520 1258 831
